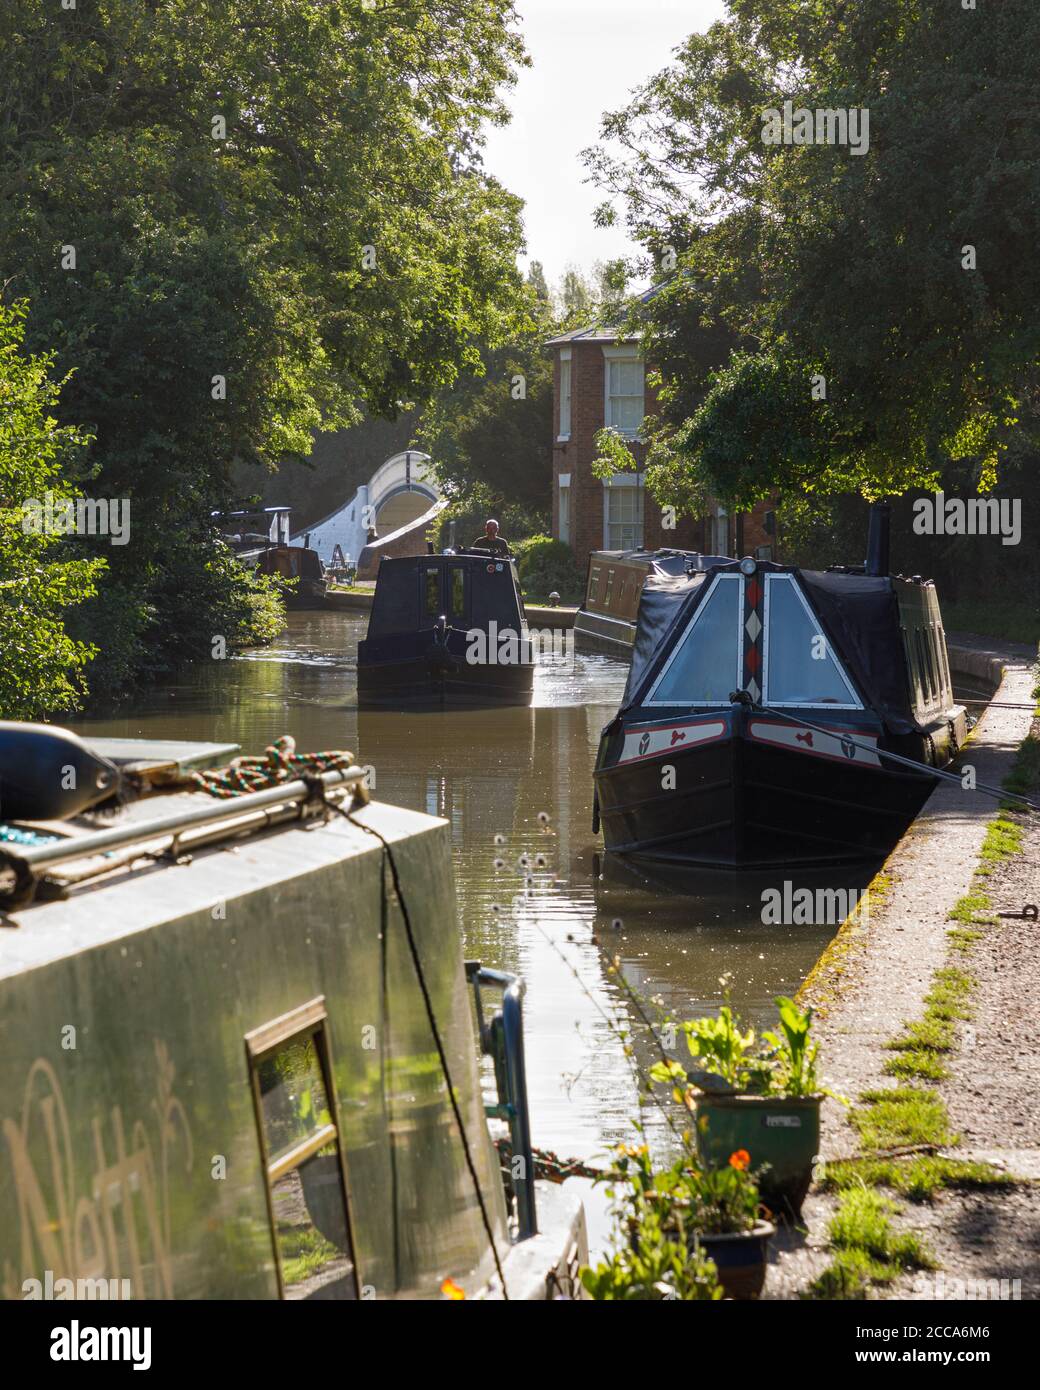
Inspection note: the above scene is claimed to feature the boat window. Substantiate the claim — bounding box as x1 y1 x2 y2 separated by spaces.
927 625 946 701
901 627 922 707
449 566 466 620
645 574 743 705
246 1000 359 1301
423 567 440 617
915 629 933 703
763 575 862 707
936 627 952 696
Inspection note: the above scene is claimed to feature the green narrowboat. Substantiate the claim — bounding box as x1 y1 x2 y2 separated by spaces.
0 735 585 1301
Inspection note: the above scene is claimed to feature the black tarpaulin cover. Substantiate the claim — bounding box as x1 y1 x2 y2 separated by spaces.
621 563 921 735
621 568 716 708
798 569 917 734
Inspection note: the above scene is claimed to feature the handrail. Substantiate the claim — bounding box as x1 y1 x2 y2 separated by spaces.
465 961 538 1240
0 766 369 907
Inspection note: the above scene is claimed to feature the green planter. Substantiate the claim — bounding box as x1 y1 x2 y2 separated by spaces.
693 1220 774 1300
694 1094 821 1221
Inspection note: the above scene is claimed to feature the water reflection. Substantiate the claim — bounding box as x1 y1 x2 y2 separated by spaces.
71 610 878 1253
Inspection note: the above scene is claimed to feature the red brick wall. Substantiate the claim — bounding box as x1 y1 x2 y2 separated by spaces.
551 340 775 565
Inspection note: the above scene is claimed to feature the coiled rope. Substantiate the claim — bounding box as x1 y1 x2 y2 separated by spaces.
190 734 357 798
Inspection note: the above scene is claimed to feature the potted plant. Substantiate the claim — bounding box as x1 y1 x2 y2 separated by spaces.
651 993 839 1220
585 1143 773 1301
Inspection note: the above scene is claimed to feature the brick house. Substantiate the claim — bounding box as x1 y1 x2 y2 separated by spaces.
546 322 776 563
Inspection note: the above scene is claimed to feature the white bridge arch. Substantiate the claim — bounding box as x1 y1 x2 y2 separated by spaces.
293 450 437 567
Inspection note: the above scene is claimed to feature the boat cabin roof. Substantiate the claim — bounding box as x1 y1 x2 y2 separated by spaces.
620 559 955 734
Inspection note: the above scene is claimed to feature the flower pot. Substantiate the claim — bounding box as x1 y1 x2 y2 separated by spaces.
692 1219 774 1300
694 1093 821 1220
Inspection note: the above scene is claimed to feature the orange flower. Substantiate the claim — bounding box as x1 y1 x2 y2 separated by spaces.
729 1149 751 1171
440 1277 466 1300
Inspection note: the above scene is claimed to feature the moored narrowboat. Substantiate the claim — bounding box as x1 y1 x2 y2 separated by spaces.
574 549 730 657
0 731 585 1300
593 510 967 869
357 550 535 709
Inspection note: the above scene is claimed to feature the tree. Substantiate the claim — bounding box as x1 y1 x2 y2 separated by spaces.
0 301 102 719
0 0 531 698
416 288 554 535
586 0 1040 508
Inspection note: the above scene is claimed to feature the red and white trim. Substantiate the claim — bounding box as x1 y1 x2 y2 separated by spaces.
618 718 727 765
748 718 881 767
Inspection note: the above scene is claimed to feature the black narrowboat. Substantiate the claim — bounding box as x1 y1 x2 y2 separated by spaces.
357 549 535 709
573 548 730 656
593 510 967 868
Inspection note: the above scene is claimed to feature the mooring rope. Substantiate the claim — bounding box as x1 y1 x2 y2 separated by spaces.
759 706 1040 814
334 801 511 1300
189 734 357 798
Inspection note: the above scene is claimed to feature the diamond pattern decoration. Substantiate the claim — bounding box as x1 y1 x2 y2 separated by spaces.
746 677 761 703
745 611 762 641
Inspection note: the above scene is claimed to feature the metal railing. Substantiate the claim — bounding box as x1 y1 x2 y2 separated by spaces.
465 962 538 1240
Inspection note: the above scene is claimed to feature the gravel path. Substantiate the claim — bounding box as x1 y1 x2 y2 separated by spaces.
767 644 1038 1300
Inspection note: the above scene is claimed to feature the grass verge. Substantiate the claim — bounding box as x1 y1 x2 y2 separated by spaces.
809 726 1038 1297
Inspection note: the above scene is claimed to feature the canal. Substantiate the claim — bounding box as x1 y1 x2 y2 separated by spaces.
72 609 878 1252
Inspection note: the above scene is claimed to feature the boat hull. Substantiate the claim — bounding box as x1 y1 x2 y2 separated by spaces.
358 640 534 709
595 710 937 869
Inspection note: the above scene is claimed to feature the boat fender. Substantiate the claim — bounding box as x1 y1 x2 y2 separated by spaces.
0 723 122 821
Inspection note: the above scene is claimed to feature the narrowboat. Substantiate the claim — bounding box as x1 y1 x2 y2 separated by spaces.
0 729 586 1300
593 508 967 868
574 549 730 656
216 506 329 608
357 550 535 709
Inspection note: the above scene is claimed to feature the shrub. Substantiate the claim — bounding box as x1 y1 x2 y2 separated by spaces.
511 534 584 603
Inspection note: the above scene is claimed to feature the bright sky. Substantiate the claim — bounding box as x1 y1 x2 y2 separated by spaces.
482 0 727 289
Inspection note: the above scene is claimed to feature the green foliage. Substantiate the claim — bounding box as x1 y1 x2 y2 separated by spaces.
418 324 553 532
851 1088 954 1153
1 0 531 697
511 534 585 602
808 1188 936 1297
0 301 103 718
651 994 829 1098
580 1208 722 1301
587 0 1040 506
819 1155 1010 1204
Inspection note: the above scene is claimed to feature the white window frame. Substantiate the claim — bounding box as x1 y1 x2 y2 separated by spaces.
762 573 863 709
601 474 645 550
644 573 745 707
558 472 571 544
602 346 644 439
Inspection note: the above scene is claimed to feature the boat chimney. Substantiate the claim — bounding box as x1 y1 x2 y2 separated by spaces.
865 501 890 577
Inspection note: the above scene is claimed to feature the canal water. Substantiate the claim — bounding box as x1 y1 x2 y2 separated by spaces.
72 610 878 1253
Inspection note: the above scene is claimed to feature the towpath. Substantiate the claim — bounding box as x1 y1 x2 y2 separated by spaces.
768 634 1039 1299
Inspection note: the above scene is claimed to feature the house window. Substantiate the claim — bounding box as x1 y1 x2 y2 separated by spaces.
711 506 730 557
558 473 571 544
606 484 644 550
605 356 644 438
245 998 359 1301
558 352 572 439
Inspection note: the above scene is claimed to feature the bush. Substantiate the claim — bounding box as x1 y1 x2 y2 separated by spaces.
511 534 584 603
